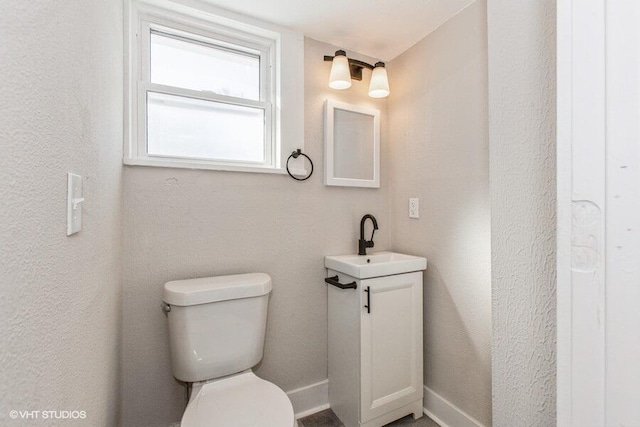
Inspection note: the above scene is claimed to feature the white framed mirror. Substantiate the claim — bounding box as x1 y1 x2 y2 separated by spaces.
324 100 380 188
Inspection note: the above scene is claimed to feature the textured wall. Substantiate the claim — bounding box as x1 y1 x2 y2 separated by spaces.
487 0 557 425
387 2 492 425
120 38 389 427
0 0 123 425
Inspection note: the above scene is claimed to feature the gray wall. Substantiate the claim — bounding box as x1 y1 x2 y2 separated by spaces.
487 0 557 425
120 38 390 427
388 2 492 425
0 0 123 425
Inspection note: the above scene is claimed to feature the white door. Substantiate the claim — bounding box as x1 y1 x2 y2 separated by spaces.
360 272 423 423
557 0 640 424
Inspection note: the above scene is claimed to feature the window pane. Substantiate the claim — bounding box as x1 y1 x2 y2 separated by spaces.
150 32 260 100
147 92 265 163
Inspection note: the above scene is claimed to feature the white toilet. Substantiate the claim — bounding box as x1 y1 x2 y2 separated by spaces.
163 273 297 427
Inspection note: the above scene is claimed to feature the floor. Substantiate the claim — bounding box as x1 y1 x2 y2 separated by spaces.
298 409 440 427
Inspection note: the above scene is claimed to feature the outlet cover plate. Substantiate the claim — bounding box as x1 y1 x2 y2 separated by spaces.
409 198 419 219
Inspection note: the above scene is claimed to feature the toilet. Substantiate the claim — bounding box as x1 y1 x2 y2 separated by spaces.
163 273 297 427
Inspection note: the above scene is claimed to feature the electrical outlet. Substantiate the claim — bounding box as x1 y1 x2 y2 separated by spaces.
409 198 419 219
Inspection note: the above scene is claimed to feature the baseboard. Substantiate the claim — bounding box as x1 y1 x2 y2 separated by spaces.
286 379 330 419
423 386 485 427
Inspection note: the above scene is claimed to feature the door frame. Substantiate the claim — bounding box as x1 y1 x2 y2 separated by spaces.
557 0 640 424
557 0 607 424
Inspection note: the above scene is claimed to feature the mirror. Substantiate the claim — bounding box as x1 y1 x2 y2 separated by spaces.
324 100 380 188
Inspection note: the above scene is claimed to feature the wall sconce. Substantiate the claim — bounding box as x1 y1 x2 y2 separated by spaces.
324 50 390 98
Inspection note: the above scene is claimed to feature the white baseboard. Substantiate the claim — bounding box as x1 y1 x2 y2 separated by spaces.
423 386 485 427
286 379 330 419
286 380 485 426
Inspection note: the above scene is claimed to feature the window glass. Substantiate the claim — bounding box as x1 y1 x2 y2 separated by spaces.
150 31 260 100
147 92 265 163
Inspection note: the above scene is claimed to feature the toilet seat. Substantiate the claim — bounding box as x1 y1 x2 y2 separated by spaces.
181 371 296 427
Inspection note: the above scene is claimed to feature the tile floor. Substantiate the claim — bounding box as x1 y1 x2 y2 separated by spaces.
298 409 440 427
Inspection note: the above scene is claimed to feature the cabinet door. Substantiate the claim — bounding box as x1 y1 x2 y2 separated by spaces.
360 272 423 423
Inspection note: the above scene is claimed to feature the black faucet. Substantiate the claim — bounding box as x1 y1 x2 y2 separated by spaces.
358 214 379 255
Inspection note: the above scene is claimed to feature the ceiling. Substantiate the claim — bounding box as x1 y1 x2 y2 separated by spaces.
202 0 476 61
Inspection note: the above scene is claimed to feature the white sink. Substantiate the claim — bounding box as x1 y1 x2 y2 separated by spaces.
325 251 427 279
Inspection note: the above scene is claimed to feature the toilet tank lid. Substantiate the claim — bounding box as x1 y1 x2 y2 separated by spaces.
163 273 272 306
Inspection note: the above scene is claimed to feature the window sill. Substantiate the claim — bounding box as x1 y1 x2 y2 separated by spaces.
123 156 308 177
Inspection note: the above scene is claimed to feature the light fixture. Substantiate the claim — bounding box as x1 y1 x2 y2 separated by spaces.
368 62 390 98
324 50 390 98
328 50 352 90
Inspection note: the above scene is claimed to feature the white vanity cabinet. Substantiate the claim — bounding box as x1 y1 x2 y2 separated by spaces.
327 270 424 427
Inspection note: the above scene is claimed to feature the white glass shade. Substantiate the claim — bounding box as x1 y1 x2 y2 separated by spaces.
368 65 390 98
329 54 352 90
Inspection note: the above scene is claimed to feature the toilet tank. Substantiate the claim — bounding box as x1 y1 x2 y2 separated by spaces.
163 273 272 383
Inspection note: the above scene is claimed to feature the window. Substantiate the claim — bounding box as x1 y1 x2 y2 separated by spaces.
145 27 271 164
124 1 305 174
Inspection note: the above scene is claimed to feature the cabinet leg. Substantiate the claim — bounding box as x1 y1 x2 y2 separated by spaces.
411 400 423 420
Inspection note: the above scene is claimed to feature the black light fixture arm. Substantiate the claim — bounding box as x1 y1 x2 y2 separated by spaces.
324 50 384 81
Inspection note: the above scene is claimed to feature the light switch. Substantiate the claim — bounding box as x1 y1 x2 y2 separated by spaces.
409 198 419 219
67 173 84 235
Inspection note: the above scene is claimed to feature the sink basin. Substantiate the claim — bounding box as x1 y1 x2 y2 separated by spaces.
325 251 427 279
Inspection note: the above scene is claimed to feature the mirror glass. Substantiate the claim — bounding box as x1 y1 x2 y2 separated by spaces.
324 100 380 188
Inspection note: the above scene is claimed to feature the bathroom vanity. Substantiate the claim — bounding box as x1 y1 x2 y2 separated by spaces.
325 252 427 427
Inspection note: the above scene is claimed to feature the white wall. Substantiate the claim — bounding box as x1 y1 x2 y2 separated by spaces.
0 0 123 425
387 2 491 425
120 38 390 427
487 0 557 425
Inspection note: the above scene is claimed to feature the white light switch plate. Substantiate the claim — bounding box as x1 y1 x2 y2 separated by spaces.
409 198 419 219
67 173 83 235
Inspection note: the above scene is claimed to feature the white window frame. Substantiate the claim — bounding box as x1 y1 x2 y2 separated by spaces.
124 0 306 175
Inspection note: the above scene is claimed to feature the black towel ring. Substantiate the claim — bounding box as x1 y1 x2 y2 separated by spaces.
286 149 314 181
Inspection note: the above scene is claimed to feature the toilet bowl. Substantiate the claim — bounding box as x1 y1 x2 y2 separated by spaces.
181 371 295 427
163 273 296 427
